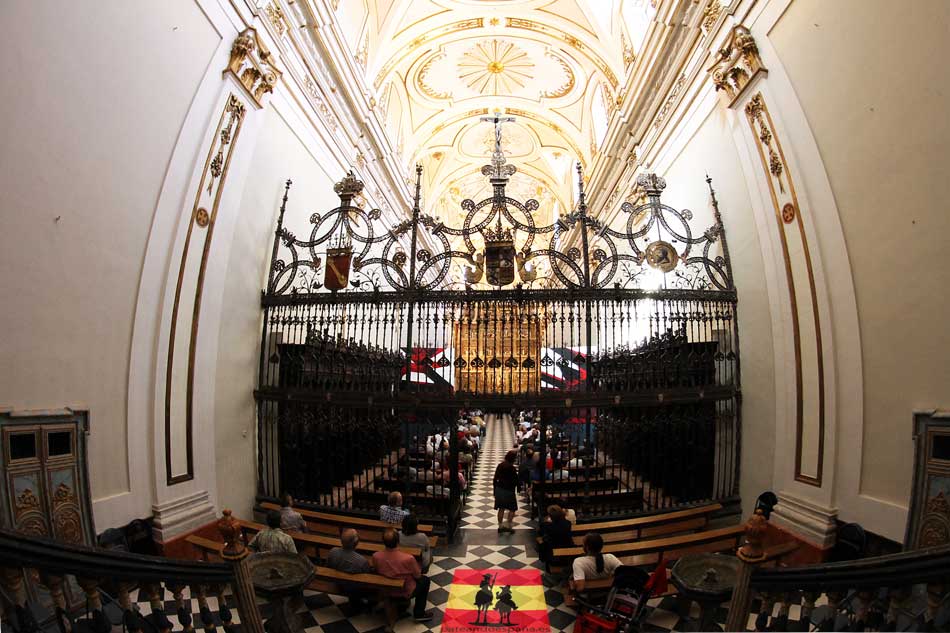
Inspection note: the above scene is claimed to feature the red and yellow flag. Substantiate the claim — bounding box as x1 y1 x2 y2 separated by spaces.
442 568 550 633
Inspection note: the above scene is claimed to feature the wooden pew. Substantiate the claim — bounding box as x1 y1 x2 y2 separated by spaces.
186 536 403 599
234 518 422 561
532 478 621 495
551 524 744 572
260 502 434 534
570 502 722 544
260 502 438 548
538 489 645 518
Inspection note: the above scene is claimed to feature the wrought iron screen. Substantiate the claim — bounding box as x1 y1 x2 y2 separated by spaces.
255 130 742 535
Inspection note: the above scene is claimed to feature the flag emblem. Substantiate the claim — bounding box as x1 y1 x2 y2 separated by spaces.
442 569 550 632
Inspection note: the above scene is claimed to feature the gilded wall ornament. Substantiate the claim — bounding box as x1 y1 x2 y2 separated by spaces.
195 207 210 227
265 2 287 38
702 0 723 33
781 203 795 224
224 27 283 107
745 94 786 193
708 25 766 103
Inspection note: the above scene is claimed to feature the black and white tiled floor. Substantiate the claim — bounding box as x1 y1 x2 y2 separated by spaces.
460 414 536 531
135 414 775 633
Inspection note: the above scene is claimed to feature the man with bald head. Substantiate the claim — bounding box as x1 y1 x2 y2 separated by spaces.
327 528 373 612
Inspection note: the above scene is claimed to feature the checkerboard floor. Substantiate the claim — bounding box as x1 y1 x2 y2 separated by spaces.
461 414 536 531
131 414 771 633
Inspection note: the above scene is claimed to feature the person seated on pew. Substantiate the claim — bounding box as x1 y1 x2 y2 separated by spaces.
517 448 533 492
570 533 622 594
459 436 474 468
566 449 583 469
398 514 432 573
537 505 574 562
373 528 433 627
248 510 298 554
279 493 308 533
379 491 410 525
546 452 570 480
466 428 480 454
391 454 417 480
326 528 373 613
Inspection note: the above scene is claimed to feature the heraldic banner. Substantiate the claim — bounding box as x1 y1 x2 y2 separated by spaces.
442 568 550 633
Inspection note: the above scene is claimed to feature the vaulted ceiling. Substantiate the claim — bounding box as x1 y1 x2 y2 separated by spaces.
332 0 656 227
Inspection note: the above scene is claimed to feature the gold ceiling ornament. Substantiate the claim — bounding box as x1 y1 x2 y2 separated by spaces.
701 0 723 33
505 17 618 88
225 27 282 107
459 40 534 95
708 25 767 103
417 52 453 100
373 19 484 89
540 50 575 99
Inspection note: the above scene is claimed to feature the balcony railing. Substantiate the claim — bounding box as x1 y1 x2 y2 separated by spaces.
0 511 263 633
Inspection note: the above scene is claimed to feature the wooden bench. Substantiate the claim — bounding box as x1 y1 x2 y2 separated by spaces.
185 536 403 600
533 478 621 495
351 489 460 530
538 490 645 518
234 518 422 561
259 502 437 546
550 524 744 573
570 502 723 544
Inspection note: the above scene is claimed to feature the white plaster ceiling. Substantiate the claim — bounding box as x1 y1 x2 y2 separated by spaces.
334 0 656 228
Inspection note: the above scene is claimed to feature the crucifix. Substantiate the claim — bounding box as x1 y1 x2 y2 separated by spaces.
480 113 516 176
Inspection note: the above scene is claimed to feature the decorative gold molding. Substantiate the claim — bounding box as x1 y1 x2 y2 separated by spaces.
701 0 723 33
417 52 453 100
654 73 687 129
505 17 618 88
225 27 282 108
265 2 287 38
540 50 575 99
374 19 484 89
304 76 338 132
744 92 825 487
708 25 766 105
165 93 247 486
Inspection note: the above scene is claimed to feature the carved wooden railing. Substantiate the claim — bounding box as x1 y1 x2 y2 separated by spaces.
0 511 263 633
726 512 950 632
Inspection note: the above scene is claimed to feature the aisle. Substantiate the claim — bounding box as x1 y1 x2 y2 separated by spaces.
460 413 535 532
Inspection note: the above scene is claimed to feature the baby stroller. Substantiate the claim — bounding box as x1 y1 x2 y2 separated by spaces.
574 566 651 633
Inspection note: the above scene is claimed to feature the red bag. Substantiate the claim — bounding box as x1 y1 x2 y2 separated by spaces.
575 611 618 633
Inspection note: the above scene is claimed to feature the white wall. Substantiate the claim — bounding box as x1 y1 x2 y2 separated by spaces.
0 1 219 521
213 105 346 516
658 107 778 518
771 0 950 518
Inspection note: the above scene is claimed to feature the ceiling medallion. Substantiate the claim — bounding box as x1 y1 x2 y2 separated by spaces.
458 40 533 95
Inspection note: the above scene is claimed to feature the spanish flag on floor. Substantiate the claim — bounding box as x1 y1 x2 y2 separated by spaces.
442 569 551 633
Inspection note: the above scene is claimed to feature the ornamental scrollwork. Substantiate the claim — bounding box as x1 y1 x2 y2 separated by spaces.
265 118 735 296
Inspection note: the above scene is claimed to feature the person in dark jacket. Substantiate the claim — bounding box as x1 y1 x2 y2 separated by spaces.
493 450 519 532
537 504 574 562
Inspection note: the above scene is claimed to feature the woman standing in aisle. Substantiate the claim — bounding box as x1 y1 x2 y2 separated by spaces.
493 449 519 532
